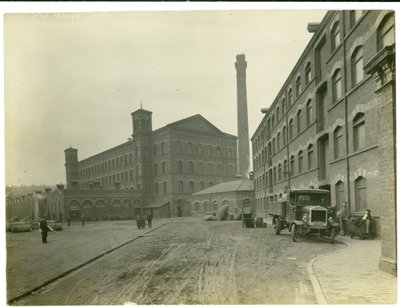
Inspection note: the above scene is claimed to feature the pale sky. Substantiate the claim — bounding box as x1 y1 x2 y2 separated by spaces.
5 8 330 186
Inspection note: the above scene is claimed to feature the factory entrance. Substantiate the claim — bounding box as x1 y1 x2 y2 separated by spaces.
68 203 81 220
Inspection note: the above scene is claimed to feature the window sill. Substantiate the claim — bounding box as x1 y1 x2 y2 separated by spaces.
328 97 345 112
326 42 344 64
329 156 347 165
348 145 378 158
346 75 372 96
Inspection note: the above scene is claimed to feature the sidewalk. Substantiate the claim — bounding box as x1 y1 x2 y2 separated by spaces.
6 219 167 302
310 235 397 304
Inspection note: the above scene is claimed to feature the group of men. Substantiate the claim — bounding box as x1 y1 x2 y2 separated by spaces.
336 202 373 238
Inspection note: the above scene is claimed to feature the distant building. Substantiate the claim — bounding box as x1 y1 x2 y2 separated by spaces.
62 109 238 219
251 10 395 274
190 178 254 216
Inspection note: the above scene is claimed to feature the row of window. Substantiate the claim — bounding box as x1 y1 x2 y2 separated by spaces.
254 144 315 190
167 141 234 159
255 112 367 189
253 11 394 152
155 161 235 176
254 100 313 168
80 142 235 179
255 110 366 174
154 180 217 195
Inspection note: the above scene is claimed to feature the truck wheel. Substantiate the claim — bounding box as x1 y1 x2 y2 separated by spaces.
329 228 336 244
275 219 281 235
292 225 298 242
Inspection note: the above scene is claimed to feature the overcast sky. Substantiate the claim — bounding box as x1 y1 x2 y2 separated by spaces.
5 8 329 186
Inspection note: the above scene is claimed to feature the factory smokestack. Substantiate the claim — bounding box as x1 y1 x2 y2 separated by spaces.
235 54 250 178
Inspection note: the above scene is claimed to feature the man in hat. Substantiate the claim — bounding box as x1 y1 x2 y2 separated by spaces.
39 216 50 243
362 209 373 238
336 202 349 236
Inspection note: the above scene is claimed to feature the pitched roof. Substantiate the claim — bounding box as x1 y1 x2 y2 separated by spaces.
193 179 253 196
166 114 222 132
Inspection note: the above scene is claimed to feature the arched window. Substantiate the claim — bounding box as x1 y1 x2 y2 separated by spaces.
177 160 183 173
297 110 302 134
282 126 287 146
154 183 159 194
276 107 280 121
290 155 295 176
176 141 182 153
306 100 312 125
353 113 366 151
227 147 233 159
305 62 312 84
350 10 363 27
377 13 395 50
334 126 344 158
188 161 194 174
331 21 341 51
196 144 202 155
296 76 301 97
162 161 166 174
355 176 367 212
188 142 193 155
307 144 314 169
282 99 286 114
277 132 280 150
272 137 276 155
216 146 221 158
154 163 158 176
351 46 364 86
332 69 342 102
271 114 275 127
283 160 288 179
189 181 195 193
288 88 293 105
278 163 282 181
335 181 345 207
198 162 204 174
298 151 303 174
161 142 166 155
289 119 294 140
163 182 167 194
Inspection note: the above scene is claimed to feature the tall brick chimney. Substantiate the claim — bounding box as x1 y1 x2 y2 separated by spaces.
235 54 250 178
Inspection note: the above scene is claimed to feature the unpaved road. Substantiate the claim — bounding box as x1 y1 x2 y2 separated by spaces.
16 218 342 305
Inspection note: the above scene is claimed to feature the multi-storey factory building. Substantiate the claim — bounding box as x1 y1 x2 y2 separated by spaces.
63 108 238 219
251 10 395 274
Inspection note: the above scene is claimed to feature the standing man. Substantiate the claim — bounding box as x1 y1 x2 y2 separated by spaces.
147 214 153 228
362 209 373 238
81 214 85 227
337 202 349 236
39 216 49 243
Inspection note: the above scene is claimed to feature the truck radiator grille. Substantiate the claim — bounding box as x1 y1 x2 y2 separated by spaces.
311 210 326 222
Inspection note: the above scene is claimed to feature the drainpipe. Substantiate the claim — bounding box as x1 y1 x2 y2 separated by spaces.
342 12 352 213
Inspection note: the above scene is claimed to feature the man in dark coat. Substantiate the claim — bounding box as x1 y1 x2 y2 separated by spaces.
39 216 50 243
147 214 153 228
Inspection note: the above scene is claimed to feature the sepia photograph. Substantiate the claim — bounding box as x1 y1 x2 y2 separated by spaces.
3 3 398 305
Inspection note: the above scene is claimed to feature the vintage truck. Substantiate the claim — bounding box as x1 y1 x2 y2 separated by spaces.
269 189 339 243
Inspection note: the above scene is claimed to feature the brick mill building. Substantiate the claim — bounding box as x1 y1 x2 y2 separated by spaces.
60 109 238 220
251 10 395 274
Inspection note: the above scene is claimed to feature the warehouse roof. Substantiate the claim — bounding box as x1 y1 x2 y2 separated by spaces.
193 179 253 196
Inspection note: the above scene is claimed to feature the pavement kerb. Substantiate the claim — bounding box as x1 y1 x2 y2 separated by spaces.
307 238 348 305
8 223 167 305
